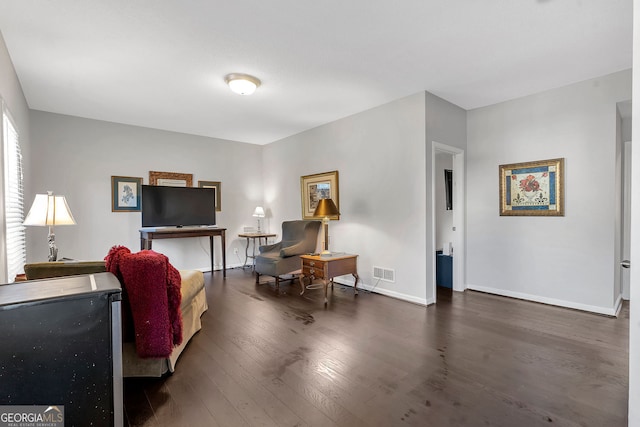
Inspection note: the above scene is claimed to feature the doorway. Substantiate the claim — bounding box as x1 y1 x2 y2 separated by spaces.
431 142 465 303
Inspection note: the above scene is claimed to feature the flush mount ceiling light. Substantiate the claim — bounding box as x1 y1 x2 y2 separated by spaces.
224 73 261 95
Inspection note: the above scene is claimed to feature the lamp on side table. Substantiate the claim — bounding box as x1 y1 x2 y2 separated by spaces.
24 191 76 262
313 198 340 256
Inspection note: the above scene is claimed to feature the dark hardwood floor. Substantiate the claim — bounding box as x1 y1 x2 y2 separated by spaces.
123 268 629 426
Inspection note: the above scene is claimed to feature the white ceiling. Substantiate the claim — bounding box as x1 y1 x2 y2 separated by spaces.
0 0 632 145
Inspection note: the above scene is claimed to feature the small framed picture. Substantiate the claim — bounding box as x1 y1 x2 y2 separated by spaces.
111 176 143 212
198 180 222 211
300 170 340 220
499 158 564 216
149 171 193 187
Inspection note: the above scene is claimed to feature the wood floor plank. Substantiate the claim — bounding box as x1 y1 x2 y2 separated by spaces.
123 268 629 426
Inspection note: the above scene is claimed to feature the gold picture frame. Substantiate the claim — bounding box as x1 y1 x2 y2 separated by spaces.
301 170 340 220
198 180 222 212
499 158 564 216
149 171 193 187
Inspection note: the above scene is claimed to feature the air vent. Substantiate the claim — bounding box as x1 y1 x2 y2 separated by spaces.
373 266 395 283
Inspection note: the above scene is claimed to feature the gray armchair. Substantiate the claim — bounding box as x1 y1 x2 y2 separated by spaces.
255 220 321 290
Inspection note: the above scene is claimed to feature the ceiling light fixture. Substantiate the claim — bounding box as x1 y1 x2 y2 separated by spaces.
224 73 261 96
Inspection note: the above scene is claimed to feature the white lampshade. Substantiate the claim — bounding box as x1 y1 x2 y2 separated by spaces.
225 73 261 96
24 192 76 226
253 206 265 218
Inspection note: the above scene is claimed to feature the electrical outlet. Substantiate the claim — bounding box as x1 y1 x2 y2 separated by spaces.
233 248 239 254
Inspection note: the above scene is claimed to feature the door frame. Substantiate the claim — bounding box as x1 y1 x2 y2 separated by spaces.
623 140 632 300
431 142 465 303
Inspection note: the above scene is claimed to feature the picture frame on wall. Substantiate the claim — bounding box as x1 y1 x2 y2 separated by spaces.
149 171 193 187
198 180 222 212
300 170 340 220
499 158 564 216
111 176 143 212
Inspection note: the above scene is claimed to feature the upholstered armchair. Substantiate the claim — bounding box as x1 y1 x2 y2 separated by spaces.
255 220 321 290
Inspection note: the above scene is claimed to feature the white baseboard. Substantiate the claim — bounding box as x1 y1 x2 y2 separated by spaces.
335 277 431 306
194 262 246 272
467 283 621 317
613 293 623 317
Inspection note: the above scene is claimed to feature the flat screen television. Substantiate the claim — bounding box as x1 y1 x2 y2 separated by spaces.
141 185 216 228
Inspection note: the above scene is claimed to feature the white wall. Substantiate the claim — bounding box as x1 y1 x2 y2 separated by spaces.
27 111 263 271
0 30 31 281
0 33 29 140
263 92 429 304
435 152 453 252
262 91 466 305
467 69 632 315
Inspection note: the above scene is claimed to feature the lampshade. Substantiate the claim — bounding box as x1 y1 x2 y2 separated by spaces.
225 73 261 96
313 198 340 218
24 192 76 226
253 206 265 218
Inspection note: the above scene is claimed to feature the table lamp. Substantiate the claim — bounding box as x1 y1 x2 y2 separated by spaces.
24 191 76 261
313 198 340 255
253 206 265 232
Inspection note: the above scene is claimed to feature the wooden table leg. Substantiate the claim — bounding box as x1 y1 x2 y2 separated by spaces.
209 236 214 273
324 279 329 305
243 237 250 268
353 272 359 295
221 230 226 278
299 274 306 296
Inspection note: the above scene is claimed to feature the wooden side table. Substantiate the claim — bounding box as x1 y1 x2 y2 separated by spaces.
238 233 276 270
299 253 359 304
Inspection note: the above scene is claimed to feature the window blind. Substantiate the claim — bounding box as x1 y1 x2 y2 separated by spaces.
3 109 25 282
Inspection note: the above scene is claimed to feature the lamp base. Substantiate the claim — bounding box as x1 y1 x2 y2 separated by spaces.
48 228 58 262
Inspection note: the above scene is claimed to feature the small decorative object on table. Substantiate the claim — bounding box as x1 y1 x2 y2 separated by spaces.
313 198 340 256
252 206 265 232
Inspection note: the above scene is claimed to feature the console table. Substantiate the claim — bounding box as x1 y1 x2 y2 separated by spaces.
139 227 226 277
238 232 276 270
299 253 359 304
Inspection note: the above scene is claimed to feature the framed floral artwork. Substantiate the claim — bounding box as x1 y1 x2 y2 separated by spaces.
499 158 564 216
300 170 340 220
149 171 193 187
111 176 143 212
198 180 222 211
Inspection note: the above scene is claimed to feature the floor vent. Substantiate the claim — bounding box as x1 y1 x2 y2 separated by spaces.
373 266 395 283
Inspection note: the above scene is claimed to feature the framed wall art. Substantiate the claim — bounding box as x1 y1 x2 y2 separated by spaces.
499 158 564 216
198 180 222 211
300 170 340 220
149 171 193 187
111 176 143 212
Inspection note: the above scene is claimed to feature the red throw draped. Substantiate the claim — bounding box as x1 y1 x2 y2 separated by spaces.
105 246 183 358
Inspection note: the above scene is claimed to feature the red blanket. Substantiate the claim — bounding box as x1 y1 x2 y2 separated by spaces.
105 246 183 358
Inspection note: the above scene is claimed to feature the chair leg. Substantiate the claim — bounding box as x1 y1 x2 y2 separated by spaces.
255 273 260 284
275 276 280 291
